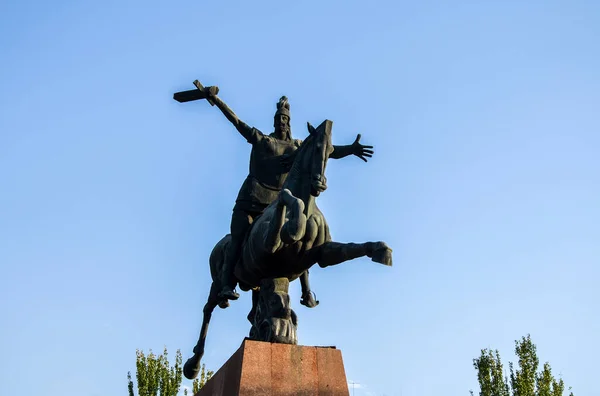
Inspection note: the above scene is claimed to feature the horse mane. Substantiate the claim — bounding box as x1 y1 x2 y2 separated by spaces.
283 133 315 189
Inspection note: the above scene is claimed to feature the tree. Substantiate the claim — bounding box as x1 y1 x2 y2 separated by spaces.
184 364 215 396
470 335 574 396
127 347 213 396
472 349 510 396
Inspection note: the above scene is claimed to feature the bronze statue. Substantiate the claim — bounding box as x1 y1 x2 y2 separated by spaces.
206 88 374 305
173 81 392 380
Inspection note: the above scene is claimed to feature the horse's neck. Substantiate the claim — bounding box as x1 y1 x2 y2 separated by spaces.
284 139 318 216
285 176 315 216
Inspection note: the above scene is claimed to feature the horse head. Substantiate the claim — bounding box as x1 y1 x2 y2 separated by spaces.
286 120 334 198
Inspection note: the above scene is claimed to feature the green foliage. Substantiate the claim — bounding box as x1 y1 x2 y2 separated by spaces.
471 349 510 396
128 371 135 396
195 364 215 393
510 335 539 396
470 335 574 396
128 347 213 396
183 365 214 395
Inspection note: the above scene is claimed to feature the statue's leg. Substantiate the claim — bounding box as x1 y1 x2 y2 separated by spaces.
279 189 306 243
264 188 306 253
303 241 393 269
184 282 219 380
299 270 319 308
247 288 259 324
219 209 254 300
263 196 286 253
298 216 319 308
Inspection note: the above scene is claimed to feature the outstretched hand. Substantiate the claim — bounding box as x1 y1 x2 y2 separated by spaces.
351 134 374 162
204 86 219 98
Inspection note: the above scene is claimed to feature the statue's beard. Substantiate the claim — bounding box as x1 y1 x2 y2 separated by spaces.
276 124 291 140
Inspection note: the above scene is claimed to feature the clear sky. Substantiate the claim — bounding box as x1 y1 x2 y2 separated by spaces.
1 1 598 395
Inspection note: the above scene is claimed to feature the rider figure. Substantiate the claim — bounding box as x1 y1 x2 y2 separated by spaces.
205 89 374 302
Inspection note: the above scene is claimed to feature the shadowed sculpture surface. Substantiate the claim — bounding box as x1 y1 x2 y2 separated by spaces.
173 82 392 381
182 120 392 380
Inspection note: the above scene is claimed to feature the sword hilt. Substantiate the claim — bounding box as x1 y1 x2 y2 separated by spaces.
193 80 218 106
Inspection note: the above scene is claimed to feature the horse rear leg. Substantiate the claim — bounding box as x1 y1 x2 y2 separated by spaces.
305 241 393 269
183 282 219 380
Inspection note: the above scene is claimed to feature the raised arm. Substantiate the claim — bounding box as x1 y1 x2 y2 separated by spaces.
206 89 263 144
330 134 374 162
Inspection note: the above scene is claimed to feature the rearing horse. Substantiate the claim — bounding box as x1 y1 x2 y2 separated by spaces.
184 120 392 380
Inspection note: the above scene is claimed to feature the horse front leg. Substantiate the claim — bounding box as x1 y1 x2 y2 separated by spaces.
247 288 259 324
299 270 319 308
279 188 306 244
183 282 219 380
264 188 306 253
305 241 393 269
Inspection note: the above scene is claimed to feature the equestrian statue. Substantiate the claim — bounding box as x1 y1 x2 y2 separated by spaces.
173 81 393 380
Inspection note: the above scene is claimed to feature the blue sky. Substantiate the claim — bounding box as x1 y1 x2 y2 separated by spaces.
1 1 598 395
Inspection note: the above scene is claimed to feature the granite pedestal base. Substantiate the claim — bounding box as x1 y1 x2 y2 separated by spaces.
195 339 349 396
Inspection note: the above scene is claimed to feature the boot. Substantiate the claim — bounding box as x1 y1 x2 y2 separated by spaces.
219 285 240 300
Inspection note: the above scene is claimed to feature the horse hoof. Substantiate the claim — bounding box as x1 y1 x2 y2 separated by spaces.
371 245 393 266
300 291 319 308
300 298 319 308
218 299 230 309
183 357 200 380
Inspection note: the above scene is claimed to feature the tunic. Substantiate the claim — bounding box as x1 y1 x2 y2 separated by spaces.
234 123 302 213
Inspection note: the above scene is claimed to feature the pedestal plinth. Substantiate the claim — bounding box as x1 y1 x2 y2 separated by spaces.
195 339 349 396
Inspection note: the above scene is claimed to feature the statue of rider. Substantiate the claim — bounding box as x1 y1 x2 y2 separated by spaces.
204 89 374 302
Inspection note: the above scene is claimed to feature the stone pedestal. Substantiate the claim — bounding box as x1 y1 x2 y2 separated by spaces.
195 339 349 396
